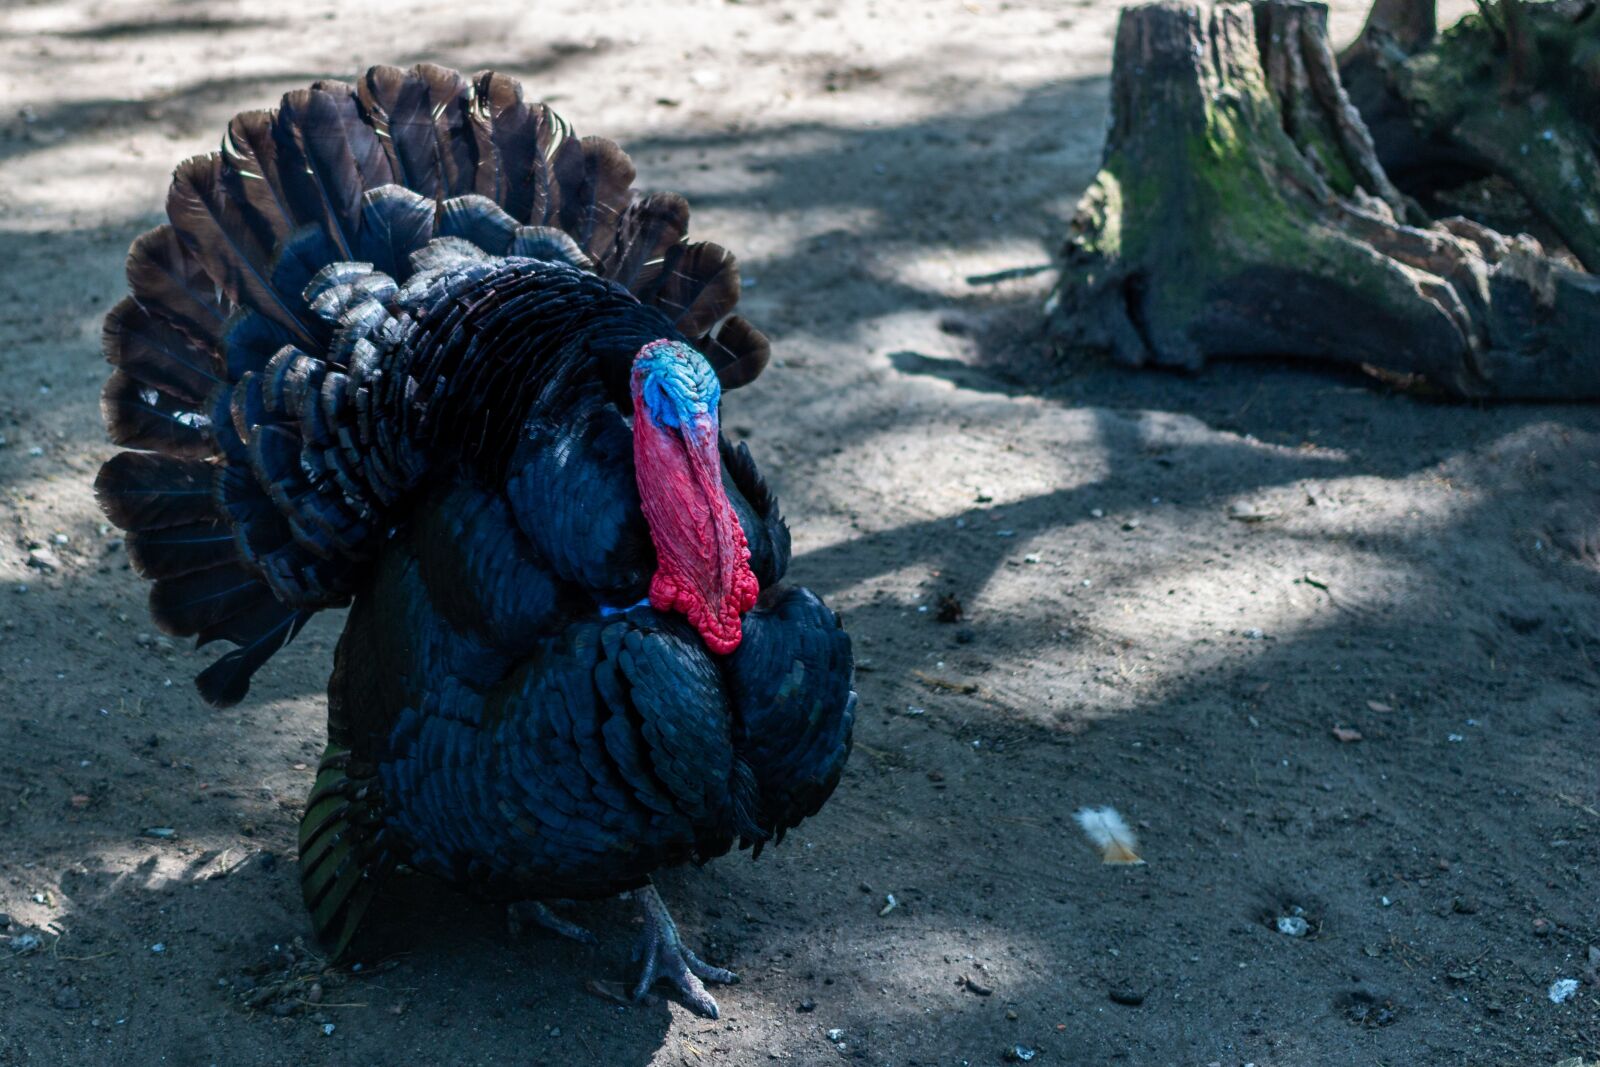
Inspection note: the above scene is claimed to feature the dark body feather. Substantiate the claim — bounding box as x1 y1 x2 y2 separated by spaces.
95 65 852 957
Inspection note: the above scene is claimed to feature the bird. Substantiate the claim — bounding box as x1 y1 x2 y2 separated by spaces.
93 63 855 1018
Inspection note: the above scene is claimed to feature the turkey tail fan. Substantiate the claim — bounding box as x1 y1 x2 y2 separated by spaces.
101 370 212 458
357 185 436 281
510 226 591 269
439 194 520 255
469 70 566 225
103 298 224 405
124 521 238 580
94 452 217 533
601 192 690 292
101 60 776 707
698 316 771 390
124 225 228 343
149 563 275 638
357 63 477 204
167 154 321 349
273 84 395 260
196 601 315 708
552 136 637 260
220 111 294 255
645 242 740 337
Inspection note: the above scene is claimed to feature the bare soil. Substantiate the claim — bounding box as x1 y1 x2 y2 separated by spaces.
0 1 1596 1064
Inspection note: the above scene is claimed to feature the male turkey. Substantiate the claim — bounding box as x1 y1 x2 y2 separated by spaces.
94 64 855 1018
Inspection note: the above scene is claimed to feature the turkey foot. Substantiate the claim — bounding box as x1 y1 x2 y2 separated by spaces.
631 883 738 1018
507 900 597 945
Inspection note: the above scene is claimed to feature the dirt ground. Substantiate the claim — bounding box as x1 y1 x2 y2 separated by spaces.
1 0 1597 1064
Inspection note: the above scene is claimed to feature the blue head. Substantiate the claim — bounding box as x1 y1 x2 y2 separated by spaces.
628 338 757 655
631 340 721 442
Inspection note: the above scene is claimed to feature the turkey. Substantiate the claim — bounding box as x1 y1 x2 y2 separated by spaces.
93 63 855 1018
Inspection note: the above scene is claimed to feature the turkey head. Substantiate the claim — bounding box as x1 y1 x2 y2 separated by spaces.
630 340 759 653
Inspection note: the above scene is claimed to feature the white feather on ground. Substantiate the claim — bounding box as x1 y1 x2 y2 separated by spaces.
1074 806 1145 865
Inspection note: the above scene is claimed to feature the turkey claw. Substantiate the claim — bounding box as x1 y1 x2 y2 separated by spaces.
632 884 737 1018
507 900 597 946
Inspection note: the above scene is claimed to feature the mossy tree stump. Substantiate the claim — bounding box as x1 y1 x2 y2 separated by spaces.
1342 0 1600 270
1047 0 1600 400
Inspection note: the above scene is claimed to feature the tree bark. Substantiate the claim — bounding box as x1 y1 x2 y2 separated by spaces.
1047 0 1600 400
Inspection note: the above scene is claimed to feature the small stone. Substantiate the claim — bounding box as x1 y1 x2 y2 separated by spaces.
1005 1009 1019 1020
1533 917 1553 936
1089 508 1105 519
142 827 177 839
549 1026 561 1037
1121 518 1140 531
1277 916 1309 937
27 547 61 572
935 593 964 623
826 1028 845 1042
1548 978 1581 1004
1004 1047 1037 1063
796 999 816 1013
1227 502 1278 523
322 1023 335 1036
150 942 165 953
53 986 83 1010
1451 896 1480 915
1108 987 1144 1006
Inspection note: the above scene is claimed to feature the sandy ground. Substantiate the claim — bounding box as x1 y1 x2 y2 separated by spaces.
1 0 1597 1064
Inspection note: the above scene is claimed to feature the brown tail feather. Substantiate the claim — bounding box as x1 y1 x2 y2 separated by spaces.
357 64 477 203
653 242 742 336
553 136 636 259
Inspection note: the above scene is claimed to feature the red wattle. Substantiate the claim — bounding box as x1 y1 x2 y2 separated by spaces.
632 409 759 654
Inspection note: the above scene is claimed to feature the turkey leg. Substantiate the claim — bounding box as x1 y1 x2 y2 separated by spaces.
507 900 598 945
632 882 738 1018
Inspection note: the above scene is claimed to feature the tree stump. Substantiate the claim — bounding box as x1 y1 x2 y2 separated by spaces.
1341 0 1600 271
1046 0 1600 400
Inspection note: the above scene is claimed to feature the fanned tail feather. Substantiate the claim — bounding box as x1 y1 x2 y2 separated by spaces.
100 60 773 707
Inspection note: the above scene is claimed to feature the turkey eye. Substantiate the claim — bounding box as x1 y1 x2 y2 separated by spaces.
644 377 678 428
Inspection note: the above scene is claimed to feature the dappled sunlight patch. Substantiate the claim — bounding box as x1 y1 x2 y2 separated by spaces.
871 237 1056 300
0 836 266 936
1 144 183 227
